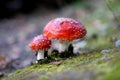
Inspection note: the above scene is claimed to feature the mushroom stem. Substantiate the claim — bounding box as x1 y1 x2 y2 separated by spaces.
59 40 71 53
37 50 44 61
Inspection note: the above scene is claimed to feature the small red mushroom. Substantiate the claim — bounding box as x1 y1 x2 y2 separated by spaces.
29 35 51 62
43 17 87 55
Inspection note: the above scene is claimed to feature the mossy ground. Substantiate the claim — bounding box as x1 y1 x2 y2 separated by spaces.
2 45 120 80
2 0 120 80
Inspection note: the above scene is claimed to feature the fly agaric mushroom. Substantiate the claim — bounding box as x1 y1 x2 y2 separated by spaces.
43 17 87 55
29 35 51 62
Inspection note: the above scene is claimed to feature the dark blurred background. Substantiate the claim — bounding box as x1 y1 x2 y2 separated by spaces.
0 0 80 19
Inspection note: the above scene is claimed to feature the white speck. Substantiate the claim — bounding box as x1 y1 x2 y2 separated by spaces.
73 30 76 31
77 31 80 33
36 61 38 63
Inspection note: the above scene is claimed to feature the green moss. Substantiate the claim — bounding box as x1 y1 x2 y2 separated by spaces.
2 48 120 80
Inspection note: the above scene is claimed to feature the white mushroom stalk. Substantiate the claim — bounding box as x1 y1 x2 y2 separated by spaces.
50 40 71 53
58 40 71 53
37 50 44 60
36 50 45 63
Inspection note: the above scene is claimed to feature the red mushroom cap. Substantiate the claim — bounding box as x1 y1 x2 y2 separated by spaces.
29 35 51 51
43 18 87 41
